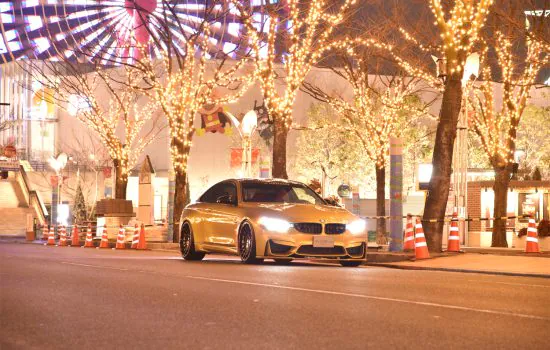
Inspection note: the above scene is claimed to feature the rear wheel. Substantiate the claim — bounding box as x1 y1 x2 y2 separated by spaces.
340 260 363 267
238 222 263 264
180 222 205 261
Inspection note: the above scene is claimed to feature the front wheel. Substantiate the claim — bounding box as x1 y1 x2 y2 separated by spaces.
238 222 263 264
340 260 363 267
180 222 205 261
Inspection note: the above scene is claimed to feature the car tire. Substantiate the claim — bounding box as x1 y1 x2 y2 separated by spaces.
273 259 293 265
180 222 205 261
238 221 263 264
340 260 363 267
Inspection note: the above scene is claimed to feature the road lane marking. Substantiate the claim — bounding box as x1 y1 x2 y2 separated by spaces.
57 261 549 321
185 275 550 321
61 262 129 271
468 280 550 288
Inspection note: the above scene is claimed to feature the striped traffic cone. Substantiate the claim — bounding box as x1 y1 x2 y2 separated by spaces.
403 214 415 251
58 225 68 247
71 225 79 247
98 227 109 249
42 225 49 240
136 224 147 250
131 224 139 249
115 224 125 249
83 224 94 248
46 226 55 246
525 218 540 253
414 218 430 259
447 212 461 252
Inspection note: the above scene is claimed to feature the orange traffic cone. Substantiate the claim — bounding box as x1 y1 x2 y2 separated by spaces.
525 218 540 253
98 227 109 249
131 224 139 249
46 226 55 246
83 224 94 248
58 225 68 247
42 225 49 240
71 225 79 247
403 214 415 251
447 212 461 252
414 218 430 259
115 224 126 249
136 224 147 250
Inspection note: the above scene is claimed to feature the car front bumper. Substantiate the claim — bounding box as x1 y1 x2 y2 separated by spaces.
262 237 367 261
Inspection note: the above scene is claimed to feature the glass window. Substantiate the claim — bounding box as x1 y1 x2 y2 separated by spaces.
242 182 325 205
200 182 236 204
518 192 540 222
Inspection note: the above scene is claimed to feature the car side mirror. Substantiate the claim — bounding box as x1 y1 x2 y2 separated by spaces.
216 194 236 205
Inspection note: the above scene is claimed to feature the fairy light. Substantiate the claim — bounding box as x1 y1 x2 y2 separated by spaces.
230 0 357 131
128 29 255 176
470 31 548 168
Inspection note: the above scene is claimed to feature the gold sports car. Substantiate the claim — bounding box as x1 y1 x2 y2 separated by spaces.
179 179 367 267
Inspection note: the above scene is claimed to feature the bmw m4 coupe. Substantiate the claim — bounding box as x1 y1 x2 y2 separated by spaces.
179 179 367 267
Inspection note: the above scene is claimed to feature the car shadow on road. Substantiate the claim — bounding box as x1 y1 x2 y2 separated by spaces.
179 258 361 269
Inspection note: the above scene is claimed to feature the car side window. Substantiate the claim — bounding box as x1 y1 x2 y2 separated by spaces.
200 182 237 204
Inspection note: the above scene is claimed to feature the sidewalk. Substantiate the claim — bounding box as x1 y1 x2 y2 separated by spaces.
367 253 550 278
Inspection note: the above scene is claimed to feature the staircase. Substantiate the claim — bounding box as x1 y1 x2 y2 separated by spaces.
0 167 47 237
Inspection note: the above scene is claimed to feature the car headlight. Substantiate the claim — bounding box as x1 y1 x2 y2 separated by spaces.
347 219 366 234
258 217 292 233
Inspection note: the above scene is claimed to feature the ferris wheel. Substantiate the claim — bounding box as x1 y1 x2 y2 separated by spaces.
0 0 281 64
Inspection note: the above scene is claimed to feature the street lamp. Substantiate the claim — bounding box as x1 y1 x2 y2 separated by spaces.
48 152 68 228
226 110 258 178
241 110 258 178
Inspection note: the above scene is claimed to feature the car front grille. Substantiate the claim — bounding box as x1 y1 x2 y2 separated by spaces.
325 223 346 234
296 245 346 256
293 223 322 234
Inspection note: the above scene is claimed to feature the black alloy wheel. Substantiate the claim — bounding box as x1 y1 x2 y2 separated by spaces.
238 222 263 264
340 260 363 267
180 222 205 261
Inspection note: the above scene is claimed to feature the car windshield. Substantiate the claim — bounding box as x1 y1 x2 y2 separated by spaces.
242 182 326 205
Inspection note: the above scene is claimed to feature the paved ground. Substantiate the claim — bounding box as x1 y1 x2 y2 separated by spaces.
1 243 549 350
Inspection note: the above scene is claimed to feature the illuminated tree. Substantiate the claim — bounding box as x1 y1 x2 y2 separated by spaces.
120 2 254 241
470 32 548 246
22 59 162 200
303 45 431 242
388 0 494 251
230 0 358 179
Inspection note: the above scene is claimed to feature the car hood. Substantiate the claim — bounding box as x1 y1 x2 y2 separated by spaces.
243 202 359 223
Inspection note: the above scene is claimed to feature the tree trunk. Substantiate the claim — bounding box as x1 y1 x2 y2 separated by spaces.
422 77 463 253
113 158 128 200
172 170 188 243
272 116 289 179
376 165 386 244
492 166 511 247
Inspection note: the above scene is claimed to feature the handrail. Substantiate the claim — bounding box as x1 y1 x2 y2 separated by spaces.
17 165 48 225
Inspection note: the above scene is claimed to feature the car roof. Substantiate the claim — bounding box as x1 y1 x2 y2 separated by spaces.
227 178 306 186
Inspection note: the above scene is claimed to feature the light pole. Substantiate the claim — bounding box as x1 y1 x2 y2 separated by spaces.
454 53 479 245
240 110 258 178
48 153 68 230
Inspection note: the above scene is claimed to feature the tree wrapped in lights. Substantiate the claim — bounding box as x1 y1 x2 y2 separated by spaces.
123 4 254 241
303 46 431 242
21 58 162 200
389 0 494 251
470 32 548 247
230 0 358 179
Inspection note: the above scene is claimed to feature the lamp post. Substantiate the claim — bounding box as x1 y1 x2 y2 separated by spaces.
455 53 480 245
240 110 258 178
48 153 68 231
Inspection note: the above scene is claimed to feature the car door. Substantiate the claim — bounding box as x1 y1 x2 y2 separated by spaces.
201 182 240 250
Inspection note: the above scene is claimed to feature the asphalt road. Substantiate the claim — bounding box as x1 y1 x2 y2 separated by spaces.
1 243 549 350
